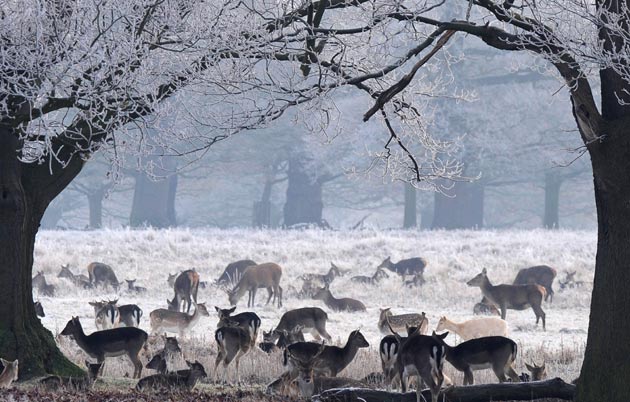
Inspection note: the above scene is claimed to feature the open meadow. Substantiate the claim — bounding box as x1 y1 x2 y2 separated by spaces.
26 228 595 398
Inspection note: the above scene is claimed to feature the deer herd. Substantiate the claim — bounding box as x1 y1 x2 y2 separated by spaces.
1 256 572 400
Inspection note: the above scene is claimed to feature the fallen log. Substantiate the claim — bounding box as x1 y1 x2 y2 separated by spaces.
313 377 576 402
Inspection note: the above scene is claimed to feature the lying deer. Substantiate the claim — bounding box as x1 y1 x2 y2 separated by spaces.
378 308 427 335
215 306 261 348
0 358 18 388
58 264 92 288
378 256 426 279
473 297 501 316
150 303 209 337
299 262 342 287
350 268 389 285
39 361 102 391
522 361 547 381
432 331 520 385
136 360 207 391
125 279 147 293
260 325 305 353
435 316 508 340
60 317 147 378
167 270 200 313
267 307 332 342
467 268 546 330
227 262 283 308
312 284 366 312
146 336 182 374
512 265 557 302
87 262 119 290
32 271 55 297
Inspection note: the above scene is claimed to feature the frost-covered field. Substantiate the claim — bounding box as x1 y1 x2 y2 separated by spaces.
34 228 595 386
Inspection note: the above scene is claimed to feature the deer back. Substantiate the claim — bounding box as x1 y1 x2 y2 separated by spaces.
513 265 557 289
217 259 257 286
87 262 119 289
275 307 328 334
118 304 143 327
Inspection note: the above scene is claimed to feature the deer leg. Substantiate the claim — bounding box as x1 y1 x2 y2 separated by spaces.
251 288 258 307
463 367 474 385
265 287 273 305
278 285 283 307
129 352 142 379
500 304 507 320
532 303 546 330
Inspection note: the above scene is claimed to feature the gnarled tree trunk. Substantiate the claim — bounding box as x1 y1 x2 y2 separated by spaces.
283 157 323 227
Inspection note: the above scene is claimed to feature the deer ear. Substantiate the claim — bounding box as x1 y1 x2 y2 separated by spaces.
214 306 221 312
525 363 534 371
186 360 193 367
482 268 487 274
0 358 8 366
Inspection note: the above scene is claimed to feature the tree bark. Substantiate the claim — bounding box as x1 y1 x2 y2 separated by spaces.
0 130 82 379
403 183 417 228
543 171 562 229
432 181 484 229
283 157 323 227
129 172 177 228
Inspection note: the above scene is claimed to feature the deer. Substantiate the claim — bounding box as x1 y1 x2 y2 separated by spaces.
215 306 261 348
136 360 207 391
58 264 92 288
125 279 147 293
32 271 55 297
260 325 305 353
512 265 557 302
522 361 547 381
435 316 508 341
39 361 103 391
559 271 586 290
378 308 427 335
227 262 283 308
380 324 422 390
432 331 520 385
145 336 182 374
216 259 257 288
119 304 143 327
150 303 209 337
167 269 200 313
467 268 546 330
299 262 343 287
35 301 45 317
350 268 389 285
86 262 119 290
312 284 366 312
89 300 120 330
473 297 501 316
60 317 148 378
0 358 18 388
378 256 427 280
266 307 332 343
214 323 253 383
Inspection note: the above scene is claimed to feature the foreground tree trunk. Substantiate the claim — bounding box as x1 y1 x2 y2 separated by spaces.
543 171 562 229
403 183 417 228
0 132 82 379
432 181 484 229
283 157 323 227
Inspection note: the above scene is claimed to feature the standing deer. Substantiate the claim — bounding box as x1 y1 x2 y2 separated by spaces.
215 306 261 348
435 316 508 340
432 332 521 385
267 307 332 342
119 304 143 327
89 300 120 330
216 259 257 288
467 268 546 330
512 265 557 302
167 270 200 313
379 325 422 390
58 264 92 288
60 317 147 378
227 263 283 308
378 256 427 280
0 358 18 388
312 284 366 312
86 262 119 290
214 324 252 383
39 361 103 391
150 303 209 337
32 271 55 297
378 308 427 335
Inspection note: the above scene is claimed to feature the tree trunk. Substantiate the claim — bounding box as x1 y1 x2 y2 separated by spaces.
543 171 562 229
87 188 104 229
432 181 484 229
403 183 417 228
129 172 177 228
283 157 323 227
576 122 630 402
0 132 82 379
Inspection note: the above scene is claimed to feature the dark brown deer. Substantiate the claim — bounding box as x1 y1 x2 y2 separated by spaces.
215 306 261 348
167 270 200 313
136 360 207 391
467 268 546 330
227 263 283 308
378 256 426 280
512 265 557 302
87 262 119 290
216 259 257 288
119 304 143 327
267 307 332 342
312 284 366 312
473 297 501 316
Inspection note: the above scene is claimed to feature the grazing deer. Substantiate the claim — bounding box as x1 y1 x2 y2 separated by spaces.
150 303 209 337
167 270 200 313
378 256 426 279
39 361 102 391
432 332 520 385
215 306 261 348
299 262 342 287
32 271 55 297
146 336 182 374
512 265 557 302
35 301 45 317
268 307 332 342
58 264 92 288
214 324 252 383
0 358 18 388
435 316 508 341
312 284 366 312
125 279 147 293
89 300 120 330
473 297 501 316
350 268 389 285
467 268 546 330
136 360 207 391
227 263 283 308
86 262 119 290
216 259 257 288
119 304 143 327
60 317 148 378
524 361 547 381
378 308 427 335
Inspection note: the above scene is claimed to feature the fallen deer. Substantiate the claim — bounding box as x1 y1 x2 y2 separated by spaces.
299 262 343 287
150 303 209 337
0 358 18 388
227 262 283 308
522 361 547 381
60 317 147 378
432 331 520 385
267 307 332 342
473 297 501 316
136 360 207 391
351 268 389 285
312 284 366 312
58 264 92 288
216 259 257 288
467 268 546 330
39 361 102 391
167 270 200 313
215 306 261 348
87 262 119 290
378 308 427 335
378 256 426 279
435 316 508 341
32 271 55 297
512 265 557 302
125 279 147 293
